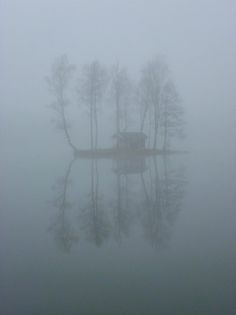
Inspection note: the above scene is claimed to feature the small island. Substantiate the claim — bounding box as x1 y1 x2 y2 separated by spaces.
46 55 185 158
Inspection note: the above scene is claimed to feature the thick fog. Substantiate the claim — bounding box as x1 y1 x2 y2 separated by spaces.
1 0 236 155
1 1 236 314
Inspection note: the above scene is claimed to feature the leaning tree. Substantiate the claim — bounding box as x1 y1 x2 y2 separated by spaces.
46 54 77 152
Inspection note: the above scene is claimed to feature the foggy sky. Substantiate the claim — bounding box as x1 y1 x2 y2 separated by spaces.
1 0 236 155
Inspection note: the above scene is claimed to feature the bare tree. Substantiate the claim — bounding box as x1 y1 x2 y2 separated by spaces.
138 56 170 149
46 55 77 152
110 63 132 136
161 80 185 151
78 61 107 150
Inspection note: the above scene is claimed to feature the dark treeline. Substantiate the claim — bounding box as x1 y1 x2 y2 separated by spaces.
46 54 185 152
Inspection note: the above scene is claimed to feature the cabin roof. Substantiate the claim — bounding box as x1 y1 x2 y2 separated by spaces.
112 132 147 140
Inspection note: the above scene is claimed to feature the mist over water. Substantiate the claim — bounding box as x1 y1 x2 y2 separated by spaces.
1 1 236 314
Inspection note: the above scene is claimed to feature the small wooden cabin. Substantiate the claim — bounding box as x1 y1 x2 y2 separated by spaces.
113 132 147 150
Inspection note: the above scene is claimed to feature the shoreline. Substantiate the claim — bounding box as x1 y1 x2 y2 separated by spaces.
74 148 188 159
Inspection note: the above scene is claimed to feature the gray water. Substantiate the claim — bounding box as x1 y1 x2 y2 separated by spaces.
1 147 236 315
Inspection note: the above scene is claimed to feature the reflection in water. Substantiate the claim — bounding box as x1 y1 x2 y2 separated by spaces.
112 169 133 242
49 159 79 252
50 155 186 251
80 159 111 246
140 157 186 247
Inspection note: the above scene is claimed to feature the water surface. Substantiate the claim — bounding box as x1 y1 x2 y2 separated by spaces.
1 148 236 314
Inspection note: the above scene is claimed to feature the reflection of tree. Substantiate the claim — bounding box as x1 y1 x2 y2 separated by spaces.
77 61 107 150
80 159 110 246
112 157 147 242
49 159 78 253
49 155 186 252
112 174 132 242
161 156 186 225
140 156 186 248
141 158 168 247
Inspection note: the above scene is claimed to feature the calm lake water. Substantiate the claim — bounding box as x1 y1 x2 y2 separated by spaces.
1 148 236 314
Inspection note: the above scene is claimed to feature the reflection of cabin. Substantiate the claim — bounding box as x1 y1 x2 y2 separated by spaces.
113 157 146 175
113 132 147 149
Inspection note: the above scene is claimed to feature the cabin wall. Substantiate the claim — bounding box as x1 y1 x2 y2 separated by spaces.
113 133 147 149
116 138 146 149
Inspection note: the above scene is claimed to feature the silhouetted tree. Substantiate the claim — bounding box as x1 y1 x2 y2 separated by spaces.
110 63 132 136
46 55 77 152
160 80 185 151
78 61 107 150
139 55 175 149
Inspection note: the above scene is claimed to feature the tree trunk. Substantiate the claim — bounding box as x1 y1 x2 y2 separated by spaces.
148 109 152 148
61 105 78 152
140 103 149 132
163 112 168 151
116 92 120 135
94 101 98 150
90 102 94 150
153 108 158 149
